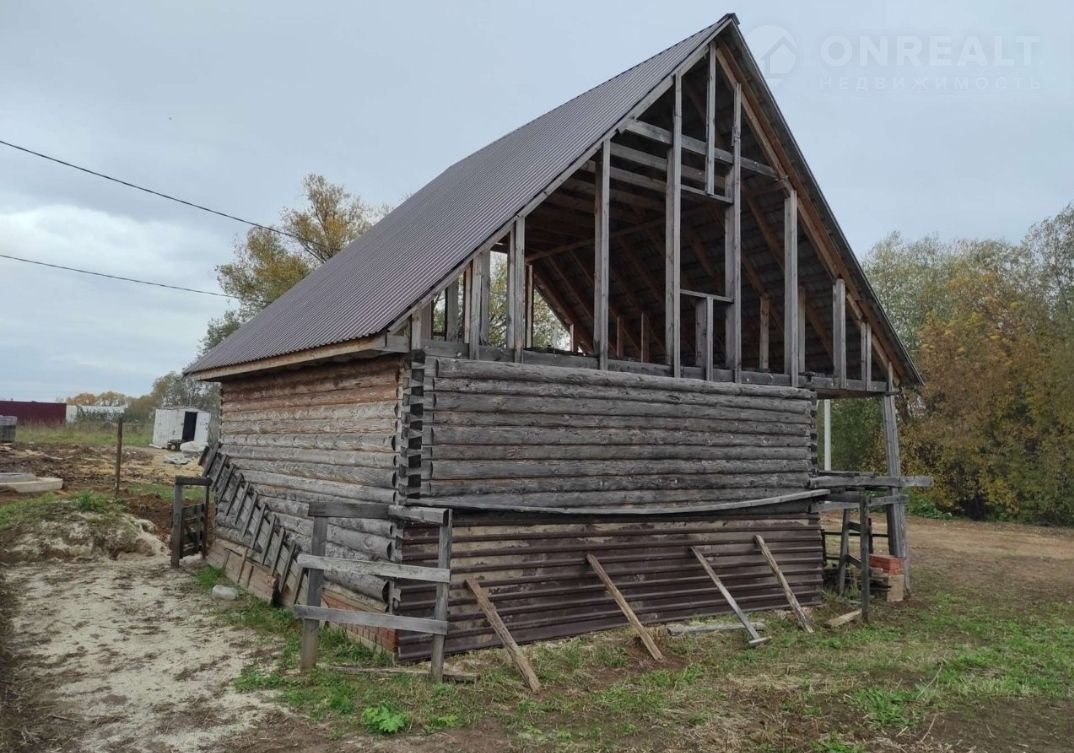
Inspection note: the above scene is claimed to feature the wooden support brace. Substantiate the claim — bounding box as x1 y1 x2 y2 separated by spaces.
586 553 664 660
429 510 453 683
465 578 541 692
300 516 328 671
690 547 768 646
754 535 814 633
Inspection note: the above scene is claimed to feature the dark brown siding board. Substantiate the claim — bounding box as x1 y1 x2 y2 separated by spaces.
395 512 823 660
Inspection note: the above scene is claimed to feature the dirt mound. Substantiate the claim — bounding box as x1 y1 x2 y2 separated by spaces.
0 495 166 564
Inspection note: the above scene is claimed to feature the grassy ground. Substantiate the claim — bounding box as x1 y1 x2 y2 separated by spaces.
190 519 1074 753
11 421 151 447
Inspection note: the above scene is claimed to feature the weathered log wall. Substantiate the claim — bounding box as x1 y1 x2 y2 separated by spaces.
215 354 408 604
395 511 823 660
416 358 818 511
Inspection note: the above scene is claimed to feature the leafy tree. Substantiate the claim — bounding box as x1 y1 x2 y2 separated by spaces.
63 391 130 407
203 174 388 352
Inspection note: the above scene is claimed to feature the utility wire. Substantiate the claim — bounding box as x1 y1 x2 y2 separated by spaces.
0 252 235 298
0 137 324 252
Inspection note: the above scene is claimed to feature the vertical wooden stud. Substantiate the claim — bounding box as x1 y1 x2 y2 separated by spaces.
783 190 799 385
594 142 610 370
445 280 460 341
882 393 908 585
724 83 742 381
429 510 453 682
525 265 535 348
833 278 846 387
665 75 682 377
758 296 770 371
705 41 717 194
861 321 872 386
507 218 526 362
640 312 650 363
300 516 328 671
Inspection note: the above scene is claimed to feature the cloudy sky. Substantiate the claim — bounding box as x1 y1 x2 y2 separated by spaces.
1 1 1072 401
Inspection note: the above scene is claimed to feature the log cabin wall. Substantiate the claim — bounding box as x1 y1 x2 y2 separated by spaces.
395 511 823 660
415 356 818 511
214 354 409 609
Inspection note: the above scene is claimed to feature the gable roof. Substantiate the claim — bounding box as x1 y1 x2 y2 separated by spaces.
188 15 921 386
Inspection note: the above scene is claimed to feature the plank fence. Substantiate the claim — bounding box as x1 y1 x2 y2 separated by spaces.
170 475 212 567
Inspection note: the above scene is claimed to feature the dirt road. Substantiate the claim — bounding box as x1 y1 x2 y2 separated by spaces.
3 556 351 753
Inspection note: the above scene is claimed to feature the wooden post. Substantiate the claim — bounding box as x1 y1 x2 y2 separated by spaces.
586 554 663 660
759 296 770 371
798 289 807 374
754 535 814 633
861 321 873 385
479 250 491 348
465 578 541 691
170 482 182 568
201 482 210 558
466 254 486 360
409 310 424 350
445 279 460 341
882 393 908 586
705 40 717 194
724 82 742 381
691 548 768 646
594 142 610 370
823 399 832 471
836 508 851 596
833 278 846 387
783 190 799 386
665 74 682 378
113 417 123 500
300 516 328 671
694 298 714 380
429 510 453 682
859 495 871 623
507 218 526 362
525 265 535 348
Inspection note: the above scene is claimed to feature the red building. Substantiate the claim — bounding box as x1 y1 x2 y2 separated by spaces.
0 400 67 425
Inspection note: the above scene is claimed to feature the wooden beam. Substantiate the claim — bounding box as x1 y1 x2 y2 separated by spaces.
665 74 682 377
586 554 664 660
759 296 770 370
783 190 799 386
798 288 807 373
694 297 714 380
690 547 768 646
640 312 650 362
466 578 541 692
754 535 814 633
507 218 526 361
705 41 717 194
479 249 491 347
430 510 453 682
594 141 611 369
833 278 847 387
525 265 535 348
623 119 777 179
861 321 872 383
724 83 742 380
882 393 908 586
300 516 328 670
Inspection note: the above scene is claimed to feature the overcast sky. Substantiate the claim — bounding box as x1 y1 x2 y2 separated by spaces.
1 1 1071 401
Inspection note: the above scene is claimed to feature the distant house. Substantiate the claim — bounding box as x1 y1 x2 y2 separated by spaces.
187 15 921 660
65 404 126 422
0 400 66 426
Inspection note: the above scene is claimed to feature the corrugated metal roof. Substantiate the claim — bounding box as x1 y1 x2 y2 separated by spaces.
187 18 732 374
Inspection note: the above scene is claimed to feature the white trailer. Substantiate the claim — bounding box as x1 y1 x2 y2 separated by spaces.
152 407 211 449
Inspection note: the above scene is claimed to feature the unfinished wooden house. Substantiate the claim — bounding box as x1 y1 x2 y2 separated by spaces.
186 15 922 662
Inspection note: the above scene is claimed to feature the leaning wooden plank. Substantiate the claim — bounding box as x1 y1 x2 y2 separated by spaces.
754 535 814 633
586 554 664 660
296 554 450 584
826 610 862 628
465 578 541 692
429 510 453 683
293 605 447 635
690 547 769 646
332 666 477 683
667 620 766 636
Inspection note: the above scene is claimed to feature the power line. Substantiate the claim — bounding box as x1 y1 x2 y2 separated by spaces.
0 137 323 252
0 252 235 298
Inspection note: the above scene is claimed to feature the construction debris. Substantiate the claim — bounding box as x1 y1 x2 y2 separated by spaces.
667 620 767 636
826 610 862 628
0 471 63 494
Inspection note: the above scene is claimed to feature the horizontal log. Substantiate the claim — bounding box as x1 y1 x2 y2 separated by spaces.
430 394 811 424
293 605 447 635
426 443 808 462
222 432 396 452
431 412 813 436
236 470 396 504
233 458 396 488
225 381 398 409
220 445 396 469
298 554 451 584
223 355 402 395
428 458 807 481
422 489 814 511
222 417 398 435
425 472 808 496
253 490 395 536
430 377 811 414
222 401 396 423
427 425 811 448
433 357 812 399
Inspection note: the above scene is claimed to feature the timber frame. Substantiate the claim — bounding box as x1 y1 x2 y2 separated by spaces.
389 25 912 400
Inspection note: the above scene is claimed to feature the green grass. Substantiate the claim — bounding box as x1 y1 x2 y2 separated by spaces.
189 557 1074 752
0 490 120 532
12 421 151 447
